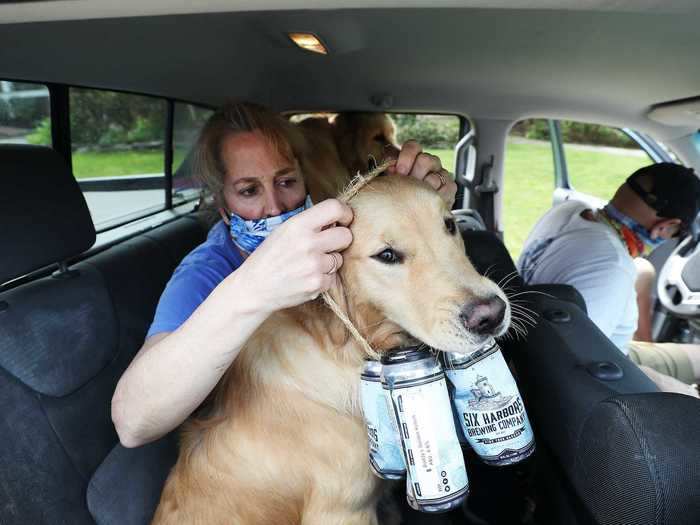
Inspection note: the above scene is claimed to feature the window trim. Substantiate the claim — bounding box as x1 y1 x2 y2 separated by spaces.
62 84 212 233
550 119 672 191
2 77 214 228
165 99 174 209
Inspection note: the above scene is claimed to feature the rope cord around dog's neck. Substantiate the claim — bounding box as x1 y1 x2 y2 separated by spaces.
320 159 396 360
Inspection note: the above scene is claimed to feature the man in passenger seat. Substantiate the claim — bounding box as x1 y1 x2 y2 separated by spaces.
518 163 700 397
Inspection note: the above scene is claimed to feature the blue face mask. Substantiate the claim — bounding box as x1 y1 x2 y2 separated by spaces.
604 204 665 252
228 195 313 254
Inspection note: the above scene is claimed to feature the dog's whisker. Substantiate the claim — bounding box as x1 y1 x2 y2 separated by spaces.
509 304 539 321
510 314 537 329
482 263 497 281
510 306 538 322
496 269 518 285
509 302 539 316
508 289 556 300
497 270 521 289
513 319 532 336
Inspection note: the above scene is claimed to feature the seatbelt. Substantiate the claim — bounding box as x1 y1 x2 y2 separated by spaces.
475 155 498 232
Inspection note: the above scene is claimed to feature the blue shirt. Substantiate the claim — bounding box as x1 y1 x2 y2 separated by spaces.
146 220 244 338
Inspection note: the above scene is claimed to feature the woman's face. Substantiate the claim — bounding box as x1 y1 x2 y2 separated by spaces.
219 130 307 221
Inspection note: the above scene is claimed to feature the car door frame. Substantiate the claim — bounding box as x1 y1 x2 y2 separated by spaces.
550 119 674 208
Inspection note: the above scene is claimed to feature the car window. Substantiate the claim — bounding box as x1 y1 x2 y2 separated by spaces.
503 119 555 260
504 119 656 260
392 114 460 172
172 102 213 204
0 80 50 147
69 88 168 231
561 120 652 201
289 112 461 173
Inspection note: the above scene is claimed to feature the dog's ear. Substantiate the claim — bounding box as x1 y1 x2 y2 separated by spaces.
383 114 398 146
332 113 363 175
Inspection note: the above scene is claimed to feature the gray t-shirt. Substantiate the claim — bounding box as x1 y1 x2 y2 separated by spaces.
517 200 637 353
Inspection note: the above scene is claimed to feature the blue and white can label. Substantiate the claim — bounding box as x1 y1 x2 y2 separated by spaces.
445 348 535 466
389 377 469 506
360 364 406 479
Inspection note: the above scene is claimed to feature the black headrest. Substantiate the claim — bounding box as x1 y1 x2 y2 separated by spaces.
577 393 700 525
0 145 95 284
462 230 524 289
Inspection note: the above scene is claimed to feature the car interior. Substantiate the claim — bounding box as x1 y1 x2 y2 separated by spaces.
1 2 700 524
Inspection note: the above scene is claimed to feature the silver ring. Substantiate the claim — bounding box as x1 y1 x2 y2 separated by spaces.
326 253 339 274
436 171 447 187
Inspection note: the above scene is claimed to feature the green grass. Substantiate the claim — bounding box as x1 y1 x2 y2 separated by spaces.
73 143 649 262
72 149 187 179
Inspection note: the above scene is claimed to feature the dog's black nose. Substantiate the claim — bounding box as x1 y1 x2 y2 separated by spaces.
460 296 506 334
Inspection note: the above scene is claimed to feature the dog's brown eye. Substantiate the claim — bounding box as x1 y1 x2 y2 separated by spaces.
372 248 403 264
445 218 457 236
373 134 385 143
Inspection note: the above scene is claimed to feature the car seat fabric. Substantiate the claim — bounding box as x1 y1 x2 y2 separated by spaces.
577 393 700 525
461 230 524 289
0 265 117 397
0 144 95 285
0 144 209 524
87 434 179 525
463 229 700 525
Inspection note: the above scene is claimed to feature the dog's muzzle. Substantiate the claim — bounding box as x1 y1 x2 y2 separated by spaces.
459 296 506 335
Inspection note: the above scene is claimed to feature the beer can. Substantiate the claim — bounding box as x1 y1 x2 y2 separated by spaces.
359 359 406 480
381 347 469 513
444 338 535 466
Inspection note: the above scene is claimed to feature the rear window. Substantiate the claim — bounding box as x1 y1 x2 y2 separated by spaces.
392 114 460 172
69 88 167 230
0 80 50 146
289 112 461 172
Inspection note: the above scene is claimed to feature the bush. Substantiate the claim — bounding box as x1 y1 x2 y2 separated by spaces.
25 117 51 145
511 119 637 149
510 119 551 141
560 121 636 149
69 89 165 150
393 114 460 149
0 96 50 129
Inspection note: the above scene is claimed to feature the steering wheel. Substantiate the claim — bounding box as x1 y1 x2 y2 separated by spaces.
657 230 700 318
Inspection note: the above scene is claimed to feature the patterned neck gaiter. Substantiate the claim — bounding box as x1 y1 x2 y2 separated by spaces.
228 194 313 254
597 204 664 257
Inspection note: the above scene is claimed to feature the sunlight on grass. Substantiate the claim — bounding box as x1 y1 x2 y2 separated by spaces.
72 149 188 179
504 142 649 260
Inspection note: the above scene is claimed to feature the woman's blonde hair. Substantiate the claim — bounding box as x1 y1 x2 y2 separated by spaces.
195 101 306 210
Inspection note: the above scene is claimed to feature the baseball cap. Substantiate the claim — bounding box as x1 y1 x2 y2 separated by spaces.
626 163 700 230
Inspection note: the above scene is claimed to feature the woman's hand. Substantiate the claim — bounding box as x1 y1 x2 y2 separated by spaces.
233 199 353 313
387 140 458 208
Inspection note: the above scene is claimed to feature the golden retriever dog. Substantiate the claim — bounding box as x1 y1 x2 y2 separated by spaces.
296 113 398 202
151 172 511 525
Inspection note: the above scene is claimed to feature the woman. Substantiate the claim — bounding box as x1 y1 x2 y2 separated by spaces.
111 102 457 448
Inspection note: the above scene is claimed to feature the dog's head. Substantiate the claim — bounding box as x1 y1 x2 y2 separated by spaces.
332 113 398 175
332 174 510 355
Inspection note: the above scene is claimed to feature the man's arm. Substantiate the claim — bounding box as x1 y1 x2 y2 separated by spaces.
633 257 656 342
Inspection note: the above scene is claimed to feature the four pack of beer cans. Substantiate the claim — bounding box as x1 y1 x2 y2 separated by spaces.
359 338 535 513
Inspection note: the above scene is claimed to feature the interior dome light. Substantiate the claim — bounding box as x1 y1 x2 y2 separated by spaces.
288 32 328 55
